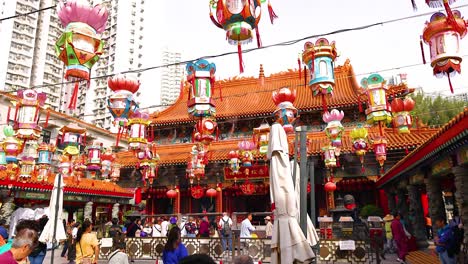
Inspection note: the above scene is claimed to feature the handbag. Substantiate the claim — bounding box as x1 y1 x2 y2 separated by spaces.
79 241 94 264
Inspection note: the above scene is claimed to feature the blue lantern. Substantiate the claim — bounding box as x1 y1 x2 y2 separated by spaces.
186 59 217 118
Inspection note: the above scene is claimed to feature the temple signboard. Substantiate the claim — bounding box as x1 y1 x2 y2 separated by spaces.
224 165 269 180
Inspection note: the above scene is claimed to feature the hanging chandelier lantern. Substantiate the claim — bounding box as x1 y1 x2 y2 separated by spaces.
186 59 217 118
59 123 87 156
391 97 415 134
85 141 103 178
55 0 108 109
209 0 278 73
10 89 48 141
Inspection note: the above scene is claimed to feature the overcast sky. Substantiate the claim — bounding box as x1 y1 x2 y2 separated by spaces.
139 0 468 108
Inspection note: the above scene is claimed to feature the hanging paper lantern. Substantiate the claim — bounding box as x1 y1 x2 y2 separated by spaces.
422 10 467 93
138 143 160 186
361 74 392 125
110 163 121 182
2 126 23 164
209 0 277 73
238 140 256 167
193 118 218 146
100 148 115 180
72 155 86 181
186 59 217 117
55 0 108 109
85 141 103 177
19 157 35 182
128 110 151 152
37 143 55 182
206 188 217 198
253 122 270 154
228 150 241 173
324 181 337 192
272 87 298 133
0 144 7 170
11 89 48 140
322 145 337 169
58 155 72 176
373 137 388 169
302 38 338 109
323 109 345 148
186 144 207 184
191 185 204 199
166 189 177 199
350 127 368 172
107 75 140 144
391 97 415 134
59 123 87 156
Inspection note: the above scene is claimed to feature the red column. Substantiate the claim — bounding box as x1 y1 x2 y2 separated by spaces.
216 188 223 213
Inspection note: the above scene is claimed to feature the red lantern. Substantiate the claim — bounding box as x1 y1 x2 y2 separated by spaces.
166 189 177 199
240 180 255 195
324 181 336 192
272 87 298 133
206 188 217 198
191 185 204 199
391 97 415 134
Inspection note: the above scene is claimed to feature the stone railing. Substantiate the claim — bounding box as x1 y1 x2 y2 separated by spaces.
99 237 272 263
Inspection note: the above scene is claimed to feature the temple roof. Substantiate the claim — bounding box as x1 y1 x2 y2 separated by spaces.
151 59 411 126
116 127 438 167
377 108 468 188
0 171 133 198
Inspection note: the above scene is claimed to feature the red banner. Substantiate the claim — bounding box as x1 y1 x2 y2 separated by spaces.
224 165 269 180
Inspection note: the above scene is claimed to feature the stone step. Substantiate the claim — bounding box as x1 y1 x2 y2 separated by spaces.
406 250 439 264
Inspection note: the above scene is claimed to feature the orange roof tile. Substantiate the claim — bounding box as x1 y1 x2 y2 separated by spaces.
377 108 468 187
0 171 133 198
116 127 438 167
151 60 411 125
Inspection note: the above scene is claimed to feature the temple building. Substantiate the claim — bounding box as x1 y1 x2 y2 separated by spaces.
115 59 438 220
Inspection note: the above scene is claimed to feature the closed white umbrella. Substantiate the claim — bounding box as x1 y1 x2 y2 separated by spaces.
268 123 315 264
39 173 67 243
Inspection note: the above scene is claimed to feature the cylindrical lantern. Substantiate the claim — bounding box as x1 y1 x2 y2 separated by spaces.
55 0 108 109
186 59 217 117
59 123 87 156
253 122 270 154
323 109 345 148
422 10 467 92
128 110 151 152
302 38 338 96
361 74 392 125
323 145 337 169
373 137 388 168
228 150 240 174
13 89 47 140
86 141 103 177
2 126 22 163
19 157 35 181
272 87 298 133
391 97 415 134
37 143 56 182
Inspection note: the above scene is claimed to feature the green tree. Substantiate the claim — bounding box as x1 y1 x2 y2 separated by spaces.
410 93 466 126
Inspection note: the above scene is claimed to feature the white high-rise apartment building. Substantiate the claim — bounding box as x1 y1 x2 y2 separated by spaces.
0 0 63 110
160 49 184 106
84 0 145 129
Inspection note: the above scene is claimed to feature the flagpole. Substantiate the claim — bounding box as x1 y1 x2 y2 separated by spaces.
50 173 62 264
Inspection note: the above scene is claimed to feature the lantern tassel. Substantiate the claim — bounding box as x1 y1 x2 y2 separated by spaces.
322 94 328 113
419 36 426 64
44 111 49 128
361 164 365 173
411 0 417 11
267 0 278 24
14 104 19 122
358 95 363 113
256 26 262 48
68 81 79 109
447 74 454 94
237 43 244 74
298 58 302 80
6 106 11 122
303 66 307 88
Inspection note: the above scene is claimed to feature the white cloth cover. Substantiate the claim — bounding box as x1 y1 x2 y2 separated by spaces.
39 174 67 243
267 123 315 264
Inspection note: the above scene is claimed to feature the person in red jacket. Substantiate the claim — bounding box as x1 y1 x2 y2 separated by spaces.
391 212 408 263
198 217 210 238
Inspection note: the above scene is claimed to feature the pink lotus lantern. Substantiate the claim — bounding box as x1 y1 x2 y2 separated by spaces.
323 109 345 148
272 87 298 133
228 150 240 174
10 89 48 141
55 0 108 109
128 110 151 152
238 140 256 167
107 75 140 145
85 141 103 178
391 97 415 134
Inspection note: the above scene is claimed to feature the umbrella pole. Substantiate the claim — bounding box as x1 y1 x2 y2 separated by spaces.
50 173 62 264
309 159 319 264
299 126 308 236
